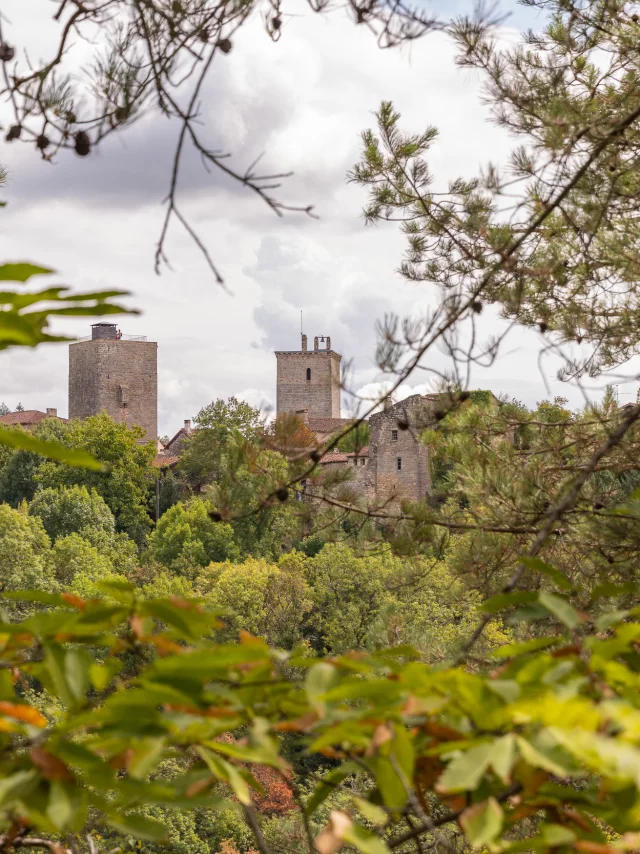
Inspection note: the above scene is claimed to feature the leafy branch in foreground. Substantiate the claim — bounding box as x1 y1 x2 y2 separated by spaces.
1 578 640 854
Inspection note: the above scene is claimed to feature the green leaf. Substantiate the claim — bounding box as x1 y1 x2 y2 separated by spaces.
107 813 168 842
342 824 391 854
519 557 573 591
306 662 340 714
0 263 54 282
460 797 503 848
491 636 557 659
516 736 571 777
47 782 74 829
128 738 166 781
491 734 516 785
436 742 493 793
197 747 251 805
89 659 123 692
352 796 388 827
590 582 638 601
306 762 361 814
482 591 538 613
0 770 39 806
0 427 104 470
538 591 580 629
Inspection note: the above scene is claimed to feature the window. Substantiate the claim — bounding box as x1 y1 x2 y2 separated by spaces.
397 457 402 471
353 458 358 466
360 458 365 466
391 429 398 441
306 368 311 381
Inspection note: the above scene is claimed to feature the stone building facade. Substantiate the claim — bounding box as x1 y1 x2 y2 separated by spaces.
276 334 441 506
275 334 341 419
68 323 158 442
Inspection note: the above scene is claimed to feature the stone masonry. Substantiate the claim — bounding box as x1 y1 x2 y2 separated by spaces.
68 323 158 441
276 334 441 506
275 334 341 418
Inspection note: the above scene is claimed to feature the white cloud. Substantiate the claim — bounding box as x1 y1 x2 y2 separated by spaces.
0 1 627 433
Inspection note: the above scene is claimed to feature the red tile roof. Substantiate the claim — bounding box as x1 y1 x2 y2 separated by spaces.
152 454 180 468
0 410 67 426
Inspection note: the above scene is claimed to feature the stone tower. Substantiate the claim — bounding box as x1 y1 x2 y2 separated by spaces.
275 333 341 418
68 323 158 441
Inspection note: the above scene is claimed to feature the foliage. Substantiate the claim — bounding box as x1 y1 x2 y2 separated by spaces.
0 505 52 617
147 498 240 573
195 552 311 647
37 414 157 545
0 579 640 854
180 398 262 489
336 421 370 453
28 485 115 542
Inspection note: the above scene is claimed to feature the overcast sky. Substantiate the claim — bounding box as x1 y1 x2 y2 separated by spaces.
1 0 636 435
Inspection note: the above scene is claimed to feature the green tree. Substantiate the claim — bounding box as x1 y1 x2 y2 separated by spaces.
0 402 8 416
37 413 156 545
147 498 240 574
195 552 311 646
49 533 117 592
28 485 115 542
0 418 70 507
180 398 262 489
0 504 52 617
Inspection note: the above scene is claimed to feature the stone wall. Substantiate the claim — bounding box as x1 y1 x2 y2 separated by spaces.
275 350 341 418
69 339 158 441
368 396 435 506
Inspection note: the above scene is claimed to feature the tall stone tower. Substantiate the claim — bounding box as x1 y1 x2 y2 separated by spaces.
69 323 158 441
275 334 341 418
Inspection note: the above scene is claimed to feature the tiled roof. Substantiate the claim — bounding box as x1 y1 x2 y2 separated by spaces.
0 410 66 426
152 454 180 468
321 446 369 464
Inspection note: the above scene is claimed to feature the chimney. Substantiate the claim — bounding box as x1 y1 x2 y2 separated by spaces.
326 336 331 351
383 396 393 411
46 408 57 418
301 334 308 352
314 336 319 352
295 408 309 424
184 419 191 432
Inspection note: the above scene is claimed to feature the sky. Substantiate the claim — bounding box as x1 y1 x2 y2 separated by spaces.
1 0 636 435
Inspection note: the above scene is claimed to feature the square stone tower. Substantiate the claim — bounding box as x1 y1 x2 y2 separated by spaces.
68 323 158 441
275 334 341 418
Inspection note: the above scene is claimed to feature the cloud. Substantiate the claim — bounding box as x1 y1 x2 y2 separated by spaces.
0 0 622 435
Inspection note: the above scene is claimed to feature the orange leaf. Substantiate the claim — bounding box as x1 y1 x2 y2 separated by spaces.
129 614 145 638
365 724 393 757
0 701 47 728
61 593 86 611
575 843 619 854
30 747 74 782
272 712 318 733
170 596 204 613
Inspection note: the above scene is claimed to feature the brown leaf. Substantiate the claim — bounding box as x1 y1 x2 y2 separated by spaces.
129 614 145 638
365 724 393 757
186 777 215 798
30 747 74 782
575 842 619 854
272 712 318 732
315 810 353 854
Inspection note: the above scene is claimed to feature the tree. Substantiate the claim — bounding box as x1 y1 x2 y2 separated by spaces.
181 398 262 489
37 413 157 545
195 553 311 646
14 403 23 412
0 504 52 617
0 402 8 416
147 498 240 573
28 485 116 542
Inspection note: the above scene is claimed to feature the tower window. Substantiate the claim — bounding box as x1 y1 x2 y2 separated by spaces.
391 429 398 441
306 368 311 381
360 458 365 466
397 457 402 471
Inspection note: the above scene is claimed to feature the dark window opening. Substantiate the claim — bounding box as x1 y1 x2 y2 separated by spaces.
397 457 402 471
391 429 398 441
353 458 358 466
306 368 311 381
360 458 365 466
